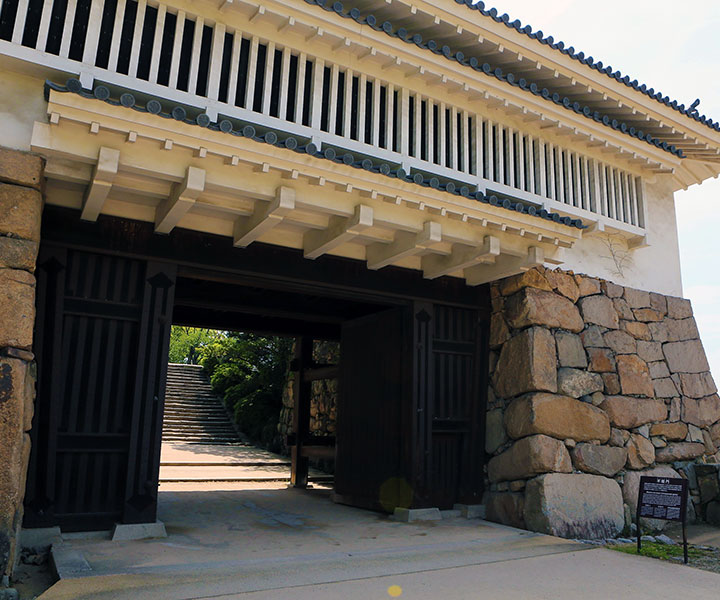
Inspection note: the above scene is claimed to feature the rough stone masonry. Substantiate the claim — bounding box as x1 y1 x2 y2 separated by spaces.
485 267 720 539
0 147 43 578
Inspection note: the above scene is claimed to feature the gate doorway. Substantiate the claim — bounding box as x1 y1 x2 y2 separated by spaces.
25 208 490 532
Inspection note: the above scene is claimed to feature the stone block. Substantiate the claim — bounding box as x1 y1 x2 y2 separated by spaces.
610 427 629 447
588 348 616 373
600 396 667 429
650 422 688 441
0 149 43 190
493 328 557 398
663 340 710 374
50 545 92 580
649 293 668 315
613 298 634 320
654 443 705 462
604 330 636 355
0 269 35 350
616 355 654 397
524 473 624 539
636 341 663 362
453 504 486 519
504 392 610 443
653 378 678 399
648 322 668 342
624 287 651 309
625 433 655 470
688 424 705 443
111 521 167 541
648 361 670 380
579 296 619 329
669 397 682 421
572 443 627 477
555 331 587 368
487 435 572 482
0 185 42 242
489 313 510 349
580 325 607 348
505 288 584 332
710 423 720 446
666 296 693 320
393 508 442 522
633 308 665 322
602 373 621 395
545 270 580 303
485 492 525 529
0 238 38 271
485 408 507 454
707 501 720 526
499 269 552 296
678 372 717 399
0 358 28 552
557 368 604 399
602 280 624 298
575 276 601 297
682 395 720 428
623 320 652 341
665 318 700 342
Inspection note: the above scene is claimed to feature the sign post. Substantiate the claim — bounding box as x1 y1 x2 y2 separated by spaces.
636 476 689 563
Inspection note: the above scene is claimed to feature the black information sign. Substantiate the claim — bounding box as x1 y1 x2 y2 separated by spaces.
636 476 689 563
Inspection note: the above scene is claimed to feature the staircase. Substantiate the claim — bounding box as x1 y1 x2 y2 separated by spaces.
163 363 244 445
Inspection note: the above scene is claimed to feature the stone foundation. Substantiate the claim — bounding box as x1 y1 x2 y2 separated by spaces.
486 267 720 539
0 148 43 578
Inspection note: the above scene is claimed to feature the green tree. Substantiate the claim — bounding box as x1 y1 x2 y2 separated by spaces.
200 333 293 449
168 326 223 364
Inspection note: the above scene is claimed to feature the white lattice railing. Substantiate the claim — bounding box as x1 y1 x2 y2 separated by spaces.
0 0 646 229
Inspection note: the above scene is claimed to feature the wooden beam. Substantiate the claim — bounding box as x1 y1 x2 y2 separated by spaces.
81 146 120 222
233 186 296 247
291 337 313 489
154 166 205 234
303 205 373 259
464 246 545 286
366 221 442 270
422 235 500 280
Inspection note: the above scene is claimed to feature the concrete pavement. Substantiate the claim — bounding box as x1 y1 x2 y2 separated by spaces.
37 483 720 599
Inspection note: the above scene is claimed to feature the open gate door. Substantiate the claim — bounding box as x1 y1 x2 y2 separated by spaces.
25 246 176 530
334 307 413 512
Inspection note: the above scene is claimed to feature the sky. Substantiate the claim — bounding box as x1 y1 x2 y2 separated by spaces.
479 0 720 379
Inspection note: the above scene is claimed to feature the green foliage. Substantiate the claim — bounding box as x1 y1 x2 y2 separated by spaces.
200 333 293 449
168 326 222 364
612 542 706 560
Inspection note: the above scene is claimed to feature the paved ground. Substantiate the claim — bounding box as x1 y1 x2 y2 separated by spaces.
159 442 331 482
34 481 720 599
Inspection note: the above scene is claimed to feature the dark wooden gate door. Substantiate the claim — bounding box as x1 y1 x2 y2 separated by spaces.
25 246 176 530
413 302 487 509
334 307 411 512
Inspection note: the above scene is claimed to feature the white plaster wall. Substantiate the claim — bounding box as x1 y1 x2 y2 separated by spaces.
557 176 683 297
0 70 48 151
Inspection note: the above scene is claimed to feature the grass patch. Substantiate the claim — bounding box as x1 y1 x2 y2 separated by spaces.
611 542 708 561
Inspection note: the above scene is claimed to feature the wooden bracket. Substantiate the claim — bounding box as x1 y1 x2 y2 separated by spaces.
422 235 500 280
233 186 296 247
154 166 205 234
366 221 442 270
304 205 373 259
81 146 120 222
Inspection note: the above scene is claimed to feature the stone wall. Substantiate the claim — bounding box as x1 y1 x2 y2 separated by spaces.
0 148 43 579
278 340 338 464
485 267 720 539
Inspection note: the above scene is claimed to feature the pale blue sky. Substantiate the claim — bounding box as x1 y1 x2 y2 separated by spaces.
482 0 720 379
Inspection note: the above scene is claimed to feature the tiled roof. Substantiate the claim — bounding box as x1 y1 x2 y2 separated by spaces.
457 0 719 134
307 0 717 155
46 79 587 230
